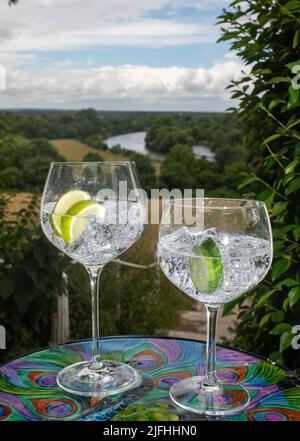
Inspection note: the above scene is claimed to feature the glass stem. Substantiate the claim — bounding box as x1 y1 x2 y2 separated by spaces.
86 266 103 370
203 304 219 390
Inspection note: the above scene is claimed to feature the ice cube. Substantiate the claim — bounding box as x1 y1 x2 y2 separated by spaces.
172 226 191 243
190 227 217 244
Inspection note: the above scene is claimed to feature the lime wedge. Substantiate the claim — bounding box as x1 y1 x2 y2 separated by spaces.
51 190 90 236
189 238 224 293
61 200 105 244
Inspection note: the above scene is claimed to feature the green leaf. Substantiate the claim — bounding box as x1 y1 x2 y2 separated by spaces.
263 133 282 144
293 29 300 49
253 68 272 75
238 175 258 189
272 202 287 217
267 76 291 84
284 172 298 185
279 278 299 287
271 311 285 323
286 59 300 71
283 297 290 312
284 1 300 12
287 84 300 110
268 99 285 110
257 289 278 305
285 160 298 174
259 313 272 328
273 240 284 254
288 286 300 307
271 259 291 281
284 118 300 132
293 227 300 241
276 224 296 235
286 176 300 195
270 323 292 335
280 330 293 352
226 107 238 113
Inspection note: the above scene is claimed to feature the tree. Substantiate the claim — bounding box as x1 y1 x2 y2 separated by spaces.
146 126 194 154
83 152 103 162
129 153 157 195
0 194 67 362
0 134 64 192
219 0 300 370
84 134 108 150
160 144 196 190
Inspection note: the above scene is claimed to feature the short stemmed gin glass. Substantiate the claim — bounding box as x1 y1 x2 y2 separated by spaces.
41 162 146 397
158 198 272 415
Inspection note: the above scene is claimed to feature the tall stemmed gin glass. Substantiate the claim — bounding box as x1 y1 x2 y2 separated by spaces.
158 198 272 415
41 162 145 397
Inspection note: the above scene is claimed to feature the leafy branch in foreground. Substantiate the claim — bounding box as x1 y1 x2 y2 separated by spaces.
219 0 300 371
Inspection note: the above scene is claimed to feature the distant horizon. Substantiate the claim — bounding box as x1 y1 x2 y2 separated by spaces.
0 107 227 114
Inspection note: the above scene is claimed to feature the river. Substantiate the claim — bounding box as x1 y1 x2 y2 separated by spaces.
104 131 215 162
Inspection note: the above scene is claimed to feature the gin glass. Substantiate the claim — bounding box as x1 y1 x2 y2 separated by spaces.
41 162 145 396
158 198 272 415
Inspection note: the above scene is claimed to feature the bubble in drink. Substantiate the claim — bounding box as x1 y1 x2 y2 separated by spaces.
158 227 272 305
42 200 144 267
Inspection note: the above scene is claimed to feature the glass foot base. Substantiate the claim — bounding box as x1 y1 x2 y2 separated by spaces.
57 360 141 397
170 376 250 416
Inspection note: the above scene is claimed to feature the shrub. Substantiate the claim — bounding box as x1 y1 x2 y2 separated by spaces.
0 195 67 362
219 0 300 370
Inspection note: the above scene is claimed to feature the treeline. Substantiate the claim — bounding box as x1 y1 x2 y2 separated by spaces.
1 109 244 159
159 144 245 197
0 109 247 197
0 109 154 143
146 113 245 164
144 113 247 197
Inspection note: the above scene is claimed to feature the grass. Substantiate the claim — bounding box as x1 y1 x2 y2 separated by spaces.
50 138 161 174
50 139 128 162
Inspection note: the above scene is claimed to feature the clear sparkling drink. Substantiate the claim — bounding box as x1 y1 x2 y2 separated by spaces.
42 200 144 267
158 227 272 305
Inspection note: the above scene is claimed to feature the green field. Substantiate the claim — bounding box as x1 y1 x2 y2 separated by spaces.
50 138 161 174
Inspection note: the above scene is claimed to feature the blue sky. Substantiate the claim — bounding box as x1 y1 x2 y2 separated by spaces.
0 0 243 111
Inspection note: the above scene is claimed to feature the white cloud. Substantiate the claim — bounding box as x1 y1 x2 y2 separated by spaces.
0 0 236 110
0 66 6 90
0 0 221 52
0 21 217 52
0 61 244 110
172 0 229 9
224 53 238 59
0 52 38 68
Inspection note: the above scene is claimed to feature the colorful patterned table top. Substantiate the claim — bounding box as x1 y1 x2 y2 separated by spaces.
0 337 299 421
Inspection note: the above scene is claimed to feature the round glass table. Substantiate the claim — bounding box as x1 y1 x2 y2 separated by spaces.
0 337 299 421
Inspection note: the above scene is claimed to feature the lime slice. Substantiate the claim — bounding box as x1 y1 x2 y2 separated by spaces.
51 190 90 236
61 200 105 244
189 238 224 293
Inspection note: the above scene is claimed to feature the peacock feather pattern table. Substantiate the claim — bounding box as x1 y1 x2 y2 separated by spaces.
0 337 299 421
